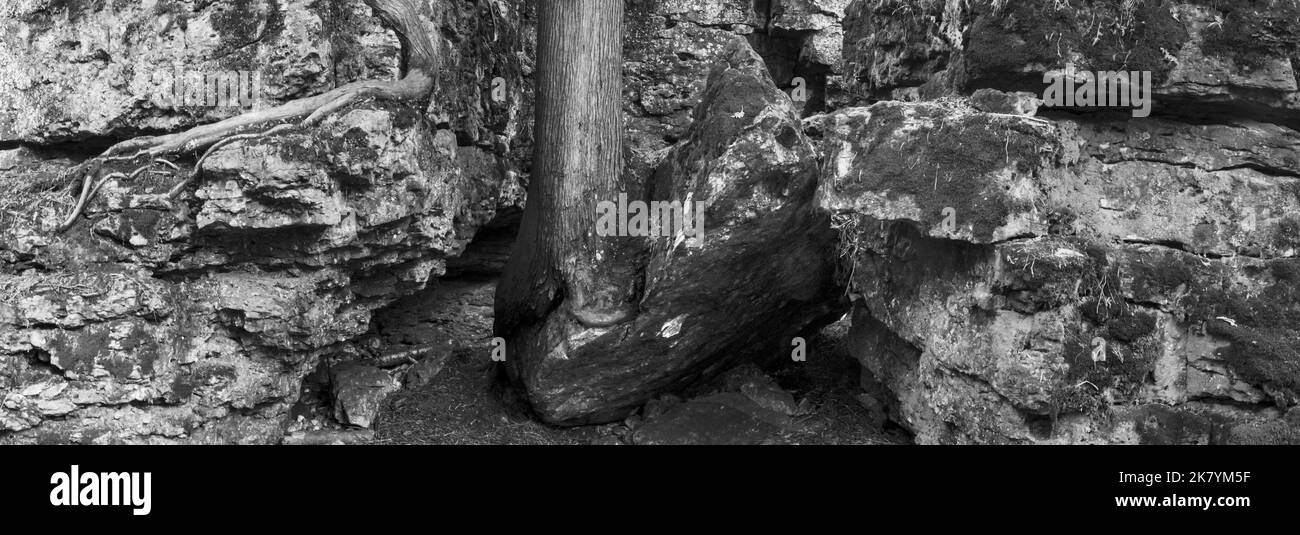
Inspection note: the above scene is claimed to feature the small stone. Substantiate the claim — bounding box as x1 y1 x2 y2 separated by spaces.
39 381 68 399
402 347 453 389
330 363 399 428
37 398 76 416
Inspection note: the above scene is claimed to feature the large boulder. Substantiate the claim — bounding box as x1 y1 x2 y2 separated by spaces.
820 97 1300 443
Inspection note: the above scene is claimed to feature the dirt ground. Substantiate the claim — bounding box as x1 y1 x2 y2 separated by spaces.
366 272 911 445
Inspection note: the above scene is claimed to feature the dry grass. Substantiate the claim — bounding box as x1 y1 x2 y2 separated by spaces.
0 271 97 302
0 171 76 233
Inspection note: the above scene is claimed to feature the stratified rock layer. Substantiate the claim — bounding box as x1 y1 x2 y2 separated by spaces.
842 0 1300 126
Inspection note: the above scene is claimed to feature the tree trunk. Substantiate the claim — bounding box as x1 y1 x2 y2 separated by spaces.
496 0 634 335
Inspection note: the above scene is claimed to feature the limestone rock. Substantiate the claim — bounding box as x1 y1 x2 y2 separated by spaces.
819 100 1300 256
654 0 766 30
624 1 764 191
330 363 398 428
822 96 1300 444
842 0 1300 126
773 0 850 32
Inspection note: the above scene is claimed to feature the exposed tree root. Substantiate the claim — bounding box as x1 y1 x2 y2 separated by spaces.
53 0 436 234
56 158 177 233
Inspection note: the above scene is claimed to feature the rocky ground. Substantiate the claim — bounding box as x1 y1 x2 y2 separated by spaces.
363 224 908 445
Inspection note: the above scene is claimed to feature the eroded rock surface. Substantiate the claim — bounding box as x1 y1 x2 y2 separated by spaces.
821 96 1300 444
1 101 513 443
842 0 1300 126
623 0 859 187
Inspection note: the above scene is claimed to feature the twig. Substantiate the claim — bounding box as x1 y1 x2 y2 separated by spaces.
371 343 450 368
57 174 93 233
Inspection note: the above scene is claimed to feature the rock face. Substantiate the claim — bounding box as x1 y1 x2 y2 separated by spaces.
623 0 768 193
622 0 857 186
769 0 852 107
0 0 532 152
0 0 388 143
0 101 508 444
0 0 530 444
821 96 1300 444
816 0 1300 445
509 39 843 424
